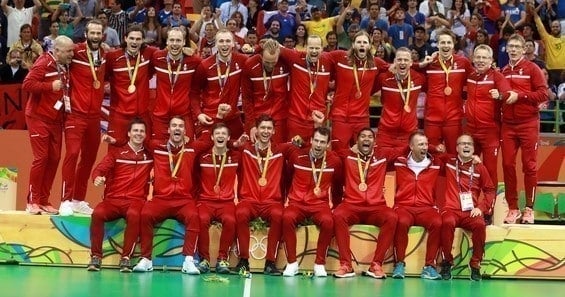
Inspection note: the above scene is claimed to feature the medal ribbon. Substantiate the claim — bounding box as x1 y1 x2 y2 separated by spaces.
262 68 273 99
438 55 453 88
167 54 183 93
125 51 141 90
310 152 327 190
352 60 367 98
86 47 100 85
216 59 231 98
212 150 227 189
167 142 185 178
255 144 272 180
396 72 412 109
455 159 474 193
306 58 319 95
356 153 372 185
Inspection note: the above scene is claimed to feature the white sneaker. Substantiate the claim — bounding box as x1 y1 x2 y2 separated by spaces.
283 262 299 277
72 200 93 215
181 256 200 275
313 264 328 277
59 200 74 216
133 257 153 272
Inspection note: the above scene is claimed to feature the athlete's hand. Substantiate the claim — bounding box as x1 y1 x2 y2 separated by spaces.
470 207 483 218
198 113 213 125
472 155 482 164
489 89 500 100
311 110 325 127
216 104 232 119
506 91 519 104
102 134 116 144
435 143 446 153
94 176 106 187
249 127 258 143
52 79 63 91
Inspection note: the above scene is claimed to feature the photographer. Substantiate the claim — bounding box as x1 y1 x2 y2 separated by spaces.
0 48 29 83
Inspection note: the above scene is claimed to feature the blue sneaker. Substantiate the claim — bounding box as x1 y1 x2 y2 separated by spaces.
392 262 405 279
198 259 210 273
215 259 230 274
421 265 441 280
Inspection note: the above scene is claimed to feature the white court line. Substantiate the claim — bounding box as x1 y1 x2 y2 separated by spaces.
243 274 252 297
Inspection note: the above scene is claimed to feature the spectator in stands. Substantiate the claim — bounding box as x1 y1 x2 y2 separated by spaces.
246 0 259 30
501 34 548 224
42 21 60 52
282 127 342 278
263 19 284 43
427 14 450 48
69 0 97 43
162 2 190 37
420 0 446 17
439 134 496 281
282 34 295 48
0 48 29 83
294 23 307 51
22 35 74 215
229 11 248 39
219 0 248 24
158 0 174 26
447 0 470 38
360 3 388 32
290 0 314 21
524 39 546 69
388 8 413 49
197 22 218 55
370 27 393 60
108 0 129 41
127 0 148 24
533 8 565 86
323 31 341 52
245 29 258 47
38 0 62 40
0 23 7 65
405 0 425 27
539 67 558 133
519 23 541 57
336 7 359 49
142 7 162 47
463 13 484 56
51 2 83 40
189 5 221 43
10 24 43 69
96 11 121 49
391 131 443 280
87 118 153 273
333 128 401 279
495 24 515 69
502 0 527 28
300 6 339 46
1 0 41 52
411 25 436 61
265 0 299 40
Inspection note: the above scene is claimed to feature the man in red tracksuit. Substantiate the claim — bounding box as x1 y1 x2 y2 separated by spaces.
87 118 153 272
196 123 240 274
333 128 404 279
241 39 290 144
278 35 333 142
23 36 75 215
132 116 212 274
234 115 300 275
151 28 201 142
282 127 343 278
192 29 248 140
375 47 425 148
60 20 107 216
419 29 473 154
464 44 516 208
392 131 442 280
439 134 496 281
500 34 548 224
105 25 157 146
326 31 389 149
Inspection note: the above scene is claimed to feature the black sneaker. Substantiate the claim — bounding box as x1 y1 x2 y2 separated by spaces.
119 257 132 273
234 258 250 273
440 261 452 280
264 260 282 276
87 256 101 272
469 265 481 281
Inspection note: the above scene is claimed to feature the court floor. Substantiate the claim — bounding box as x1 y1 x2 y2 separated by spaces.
0 264 562 297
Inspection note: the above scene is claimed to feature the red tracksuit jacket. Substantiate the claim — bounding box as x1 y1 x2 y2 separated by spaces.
198 149 241 201
69 42 106 119
394 154 442 207
465 68 512 129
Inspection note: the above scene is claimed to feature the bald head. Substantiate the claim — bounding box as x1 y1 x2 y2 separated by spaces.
54 36 75 64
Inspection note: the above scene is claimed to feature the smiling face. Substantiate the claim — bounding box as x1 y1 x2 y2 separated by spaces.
409 134 429 161
456 135 474 161
472 47 492 73
216 31 234 59
437 33 455 59
212 126 231 149
394 50 412 76
310 131 329 159
256 120 275 145
166 29 185 57
306 36 323 63
506 37 525 63
86 23 103 51
125 30 144 55
356 129 375 155
168 117 186 145
128 123 147 147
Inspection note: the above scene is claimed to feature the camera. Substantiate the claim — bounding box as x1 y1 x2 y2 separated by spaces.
60 3 71 10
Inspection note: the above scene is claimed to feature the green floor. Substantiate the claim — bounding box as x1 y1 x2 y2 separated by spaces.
0 265 562 297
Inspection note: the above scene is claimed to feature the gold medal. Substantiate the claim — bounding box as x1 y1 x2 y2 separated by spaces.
444 86 452 95
128 85 136 94
313 187 321 196
214 185 221 194
355 91 362 99
404 105 411 113
258 177 267 186
93 80 101 89
358 182 368 192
